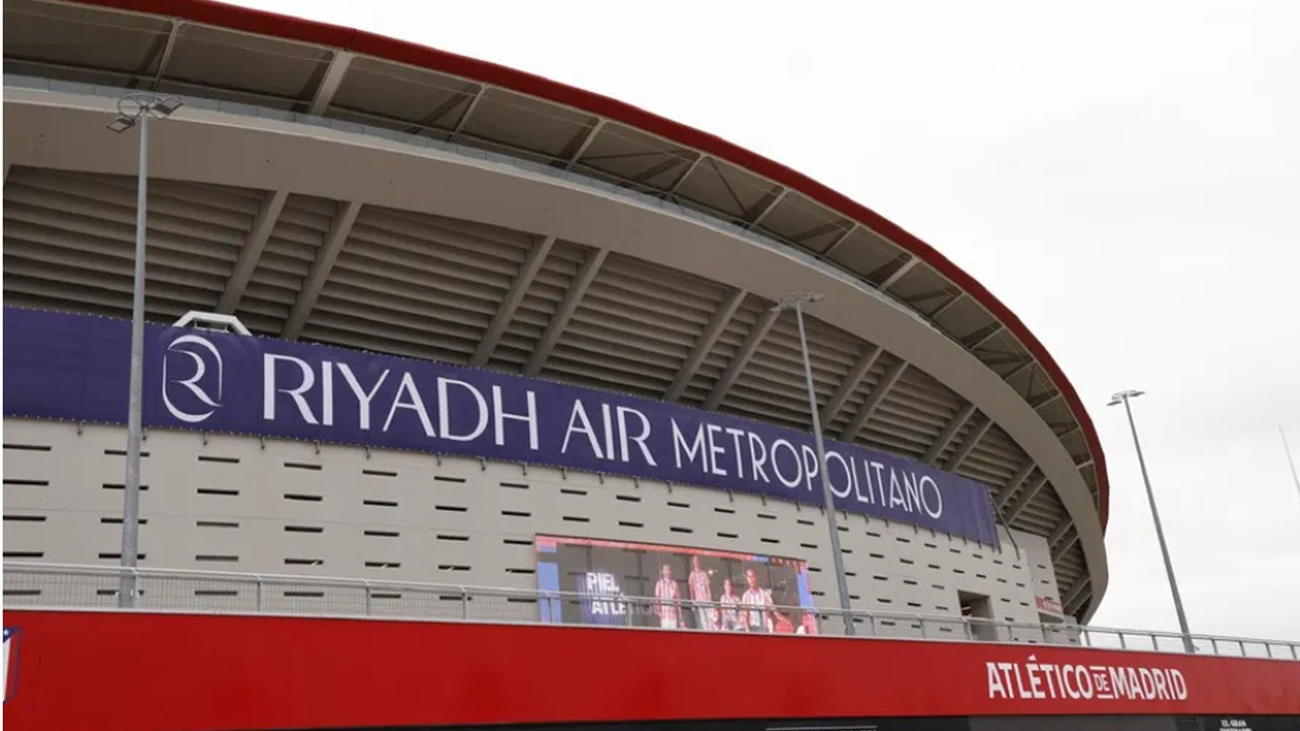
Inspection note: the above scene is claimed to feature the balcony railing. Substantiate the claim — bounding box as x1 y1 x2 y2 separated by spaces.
5 562 1296 660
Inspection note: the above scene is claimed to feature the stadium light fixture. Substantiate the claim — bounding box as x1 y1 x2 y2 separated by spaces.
1108 389 1194 653
106 92 183 133
106 117 136 133
1106 389 1145 406
108 92 183 609
773 290 855 635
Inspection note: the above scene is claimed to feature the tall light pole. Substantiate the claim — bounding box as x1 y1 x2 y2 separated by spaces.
107 93 183 608
1107 389 1194 653
775 291 854 635
1281 427 1300 505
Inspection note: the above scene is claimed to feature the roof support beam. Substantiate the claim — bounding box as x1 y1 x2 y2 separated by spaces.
307 50 355 115
1048 519 1074 546
666 288 747 402
929 291 965 320
563 118 606 170
148 20 183 91
879 256 919 291
404 83 478 134
524 248 608 377
903 287 958 306
1052 531 1081 562
218 189 290 314
820 344 882 428
282 201 362 341
745 187 787 230
471 235 556 367
449 86 488 141
819 223 858 260
981 353 1028 367
946 413 993 471
1063 577 1090 608
997 461 1037 509
923 403 978 464
962 322 1005 350
704 307 780 411
1051 421 1082 439
665 154 706 198
1064 579 1091 616
631 153 693 186
1030 391 1064 410
790 220 844 245
1004 358 1037 381
841 358 908 443
1005 474 1050 524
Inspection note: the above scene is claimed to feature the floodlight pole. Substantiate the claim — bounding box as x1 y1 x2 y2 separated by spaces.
1282 426 1300 506
777 291 855 635
108 93 181 608
1109 389 1194 653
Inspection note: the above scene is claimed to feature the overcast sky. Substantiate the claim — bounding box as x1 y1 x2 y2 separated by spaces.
230 0 1300 641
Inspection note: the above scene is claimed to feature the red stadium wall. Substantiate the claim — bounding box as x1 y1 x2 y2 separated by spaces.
3 610 1298 731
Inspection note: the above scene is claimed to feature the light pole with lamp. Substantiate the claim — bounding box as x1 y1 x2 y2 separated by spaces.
107 93 183 608
1108 389 1194 653
774 291 855 635
1281 426 1300 505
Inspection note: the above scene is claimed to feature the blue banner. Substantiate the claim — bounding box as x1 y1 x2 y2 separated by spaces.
2 307 999 544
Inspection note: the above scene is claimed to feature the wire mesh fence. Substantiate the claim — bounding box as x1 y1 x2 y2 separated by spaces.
4 562 1296 660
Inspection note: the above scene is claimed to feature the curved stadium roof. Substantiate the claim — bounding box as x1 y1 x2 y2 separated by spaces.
2 0 1109 619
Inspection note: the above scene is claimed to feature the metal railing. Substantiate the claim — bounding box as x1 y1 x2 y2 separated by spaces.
5 563 1296 660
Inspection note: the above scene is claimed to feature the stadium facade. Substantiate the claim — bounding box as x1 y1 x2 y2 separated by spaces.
3 0 1106 624
4 1 1298 729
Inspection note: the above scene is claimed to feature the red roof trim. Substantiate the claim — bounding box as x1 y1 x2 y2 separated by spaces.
70 0 1108 530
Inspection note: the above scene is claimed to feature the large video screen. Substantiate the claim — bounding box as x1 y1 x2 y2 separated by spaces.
535 535 819 635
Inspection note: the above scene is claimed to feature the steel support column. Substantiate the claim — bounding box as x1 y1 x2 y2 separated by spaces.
218 189 289 314
1063 578 1091 615
962 322 1004 350
745 188 787 230
563 119 606 170
1030 391 1064 410
704 307 779 411
946 413 993 471
928 291 965 321
148 20 183 91
1060 587 1092 616
308 50 355 115
820 344 882 428
841 359 908 442
879 256 919 290
449 86 487 141
282 200 362 341
923 403 978 464
665 154 706 198
524 248 608 376
819 223 858 260
472 236 556 367
1048 518 1075 546
997 461 1037 509
1004 357 1038 381
1005 474 1050 523
1051 531 1081 562
666 288 747 402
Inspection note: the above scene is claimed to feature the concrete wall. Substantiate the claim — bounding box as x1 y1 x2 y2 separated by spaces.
3 418 1072 642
